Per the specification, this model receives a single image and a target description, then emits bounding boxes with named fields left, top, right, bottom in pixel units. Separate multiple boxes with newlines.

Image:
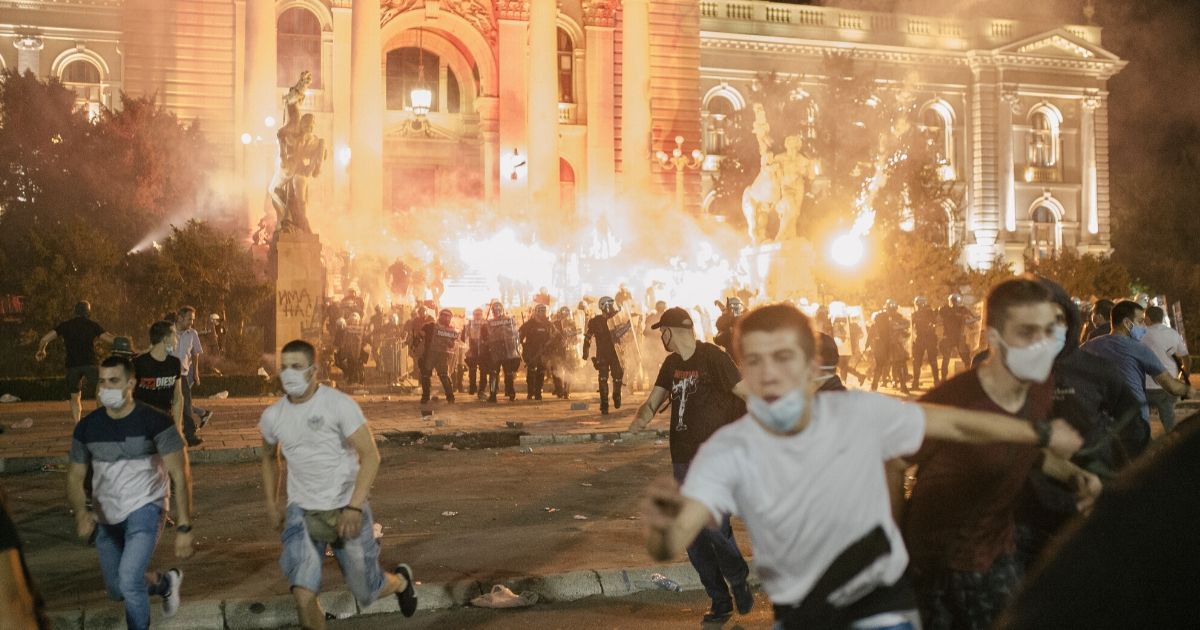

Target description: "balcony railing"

left=558, top=102, right=578, bottom=124
left=698, top=0, right=1101, bottom=46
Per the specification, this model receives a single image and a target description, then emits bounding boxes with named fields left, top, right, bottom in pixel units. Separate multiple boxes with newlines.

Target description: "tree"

left=1025, top=250, right=1133, bottom=301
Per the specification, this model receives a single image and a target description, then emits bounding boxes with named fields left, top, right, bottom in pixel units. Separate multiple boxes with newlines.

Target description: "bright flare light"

left=264, top=116, right=276, bottom=128
left=240, top=133, right=253, bottom=145
left=830, top=233, right=865, bottom=268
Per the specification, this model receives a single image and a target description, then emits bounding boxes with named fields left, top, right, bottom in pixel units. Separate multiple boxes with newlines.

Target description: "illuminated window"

left=60, top=60, right=102, bottom=119
left=278, top=8, right=322, bottom=88
left=1028, top=106, right=1061, bottom=168
left=386, top=48, right=460, bottom=114
left=704, top=95, right=736, bottom=155
left=558, top=28, right=574, bottom=103
left=1030, top=205, right=1060, bottom=261
left=919, top=101, right=955, bottom=170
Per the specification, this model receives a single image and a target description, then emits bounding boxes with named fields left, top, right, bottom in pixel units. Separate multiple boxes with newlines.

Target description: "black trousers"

left=467, top=354, right=489, bottom=395
left=912, top=337, right=939, bottom=386
left=420, top=357, right=454, bottom=402
left=940, top=337, right=971, bottom=381
left=524, top=356, right=546, bottom=398
left=595, top=359, right=624, bottom=411
left=489, top=357, right=520, bottom=399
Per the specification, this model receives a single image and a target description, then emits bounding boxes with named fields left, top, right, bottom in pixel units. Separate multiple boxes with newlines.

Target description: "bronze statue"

left=741, top=103, right=819, bottom=244
left=270, top=71, right=325, bottom=237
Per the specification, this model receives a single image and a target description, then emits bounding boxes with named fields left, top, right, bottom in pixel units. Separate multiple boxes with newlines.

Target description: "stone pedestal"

left=741, top=239, right=817, bottom=301
left=271, top=233, right=325, bottom=362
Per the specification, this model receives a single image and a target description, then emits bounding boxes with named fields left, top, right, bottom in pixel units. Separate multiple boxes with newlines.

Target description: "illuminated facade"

left=2, top=0, right=1124, bottom=270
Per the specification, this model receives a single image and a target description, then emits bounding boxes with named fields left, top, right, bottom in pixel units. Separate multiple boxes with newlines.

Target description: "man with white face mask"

left=901, top=279, right=1102, bottom=630
left=259, top=340, right=417, bottom=629
left=68, top=356, right=193, bottom=630
left=642, top=301, right=1086, bottom=630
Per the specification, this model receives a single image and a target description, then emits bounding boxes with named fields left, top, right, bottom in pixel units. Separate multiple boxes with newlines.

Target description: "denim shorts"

left=280, top=502, right=387, bottom=606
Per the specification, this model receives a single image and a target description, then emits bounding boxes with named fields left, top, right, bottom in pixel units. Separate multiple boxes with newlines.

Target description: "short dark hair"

left=179, top=306, right=197, bottom=316
left=74, top=301, right=91, bottom=318
left=985, top=279, right=1054, bottom=331
left=149, top=320, right=174, bottom=345
left=1093, top=299, right=1115, bottom=321
left=1146, top=306, right=1166, bottom=324
left=734, top=303, right=816, bottom=363
left=1110, top=300, right=1144, bottom=328
left=100, top=355, right=134, bottom=378
left=281, top=339, right=316, bottom=365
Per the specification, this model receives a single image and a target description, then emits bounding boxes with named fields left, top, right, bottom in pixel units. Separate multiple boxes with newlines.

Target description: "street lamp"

left=655, top=135, right=704, bottom=213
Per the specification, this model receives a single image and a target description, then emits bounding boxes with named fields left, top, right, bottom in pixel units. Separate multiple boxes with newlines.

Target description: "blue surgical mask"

left=1130, top=322, right=1149, bottom=341
left=1052, top=324, right=1067, bottom=346
left=748, top=389, right=808, bottom=434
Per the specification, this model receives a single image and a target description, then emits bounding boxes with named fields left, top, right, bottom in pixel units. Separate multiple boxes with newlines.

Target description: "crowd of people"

left=5, top=273, right=1196, bottom=629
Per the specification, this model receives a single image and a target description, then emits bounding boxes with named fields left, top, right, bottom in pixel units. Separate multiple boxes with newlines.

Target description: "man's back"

left=1081, top=334, right=1163, bottom=419
left=55, top=316, right=105, bottom=368
left=1141, top=323, right=1187, bottom=389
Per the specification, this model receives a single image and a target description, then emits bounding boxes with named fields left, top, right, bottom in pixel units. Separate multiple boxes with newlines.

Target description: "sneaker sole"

left=164, top=569, right=183, bottom=618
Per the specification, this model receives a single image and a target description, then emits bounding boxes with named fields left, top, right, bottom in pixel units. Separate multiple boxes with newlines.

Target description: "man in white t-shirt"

left=1140, top=305, right=1191, bottom=433
left=642, top=304, right=1086, bottom=629
left=260, top=340, right=417, bottom=630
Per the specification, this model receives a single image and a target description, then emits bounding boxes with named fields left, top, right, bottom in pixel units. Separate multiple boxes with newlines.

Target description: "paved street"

left=305, top=590, right=776, bottom=629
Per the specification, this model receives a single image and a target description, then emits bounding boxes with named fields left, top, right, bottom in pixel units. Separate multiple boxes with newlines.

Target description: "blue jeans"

left=673, top=463, right=750, bottom=607
left=95, top=503, right=170, bottom=630
left=280, top=502, right=388, bottom=607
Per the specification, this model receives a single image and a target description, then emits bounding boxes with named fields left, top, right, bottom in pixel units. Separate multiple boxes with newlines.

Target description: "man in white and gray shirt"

left=1140, top=305, right=1191, bottom=432
left=172, top=306, right=211, bottom=446
left=260, top=339, right=417, bottom=629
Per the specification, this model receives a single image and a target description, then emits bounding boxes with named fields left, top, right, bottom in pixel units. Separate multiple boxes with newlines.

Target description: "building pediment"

left=995, top=29, right=1120, bottom=63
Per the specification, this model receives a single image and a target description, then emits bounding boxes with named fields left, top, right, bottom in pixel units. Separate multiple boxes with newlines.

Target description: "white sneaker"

left=162, top=569, right=183, bottom=617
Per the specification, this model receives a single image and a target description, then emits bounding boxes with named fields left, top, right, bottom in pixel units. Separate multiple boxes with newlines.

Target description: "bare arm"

left=161, top=450, right=192, bottom=526
left=1041, top=453, right=1102, bottom=515
left=630, top=386, right=669, bottom=432
left=1152, top=371, right=1190, bottom=397
left=171, top=380, right=184, bottom=429
left=260, top=440, right=284, bottom=529
left=34, top=331, right=56, bottom=360
left=918, top=403, right=1082, bottom=459
left=336, top=425, right=383, bottom=540
left=99, top=332, right=116, bottom=345
left=0, top=550, right=38, bottom=628
left=66, top=463, right=93, bottom=539
left=642, top=477, right=717, bottom=562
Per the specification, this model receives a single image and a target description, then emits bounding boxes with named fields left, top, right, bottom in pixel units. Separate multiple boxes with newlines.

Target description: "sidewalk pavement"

left=0, top=388, right=647, bottom=472
left=49, top=560, right=737, bottom=629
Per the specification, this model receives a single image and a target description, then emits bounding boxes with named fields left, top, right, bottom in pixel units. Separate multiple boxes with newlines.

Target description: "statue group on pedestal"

left=741, top=103, right=819, bottom=245
left=270, top=71, right=326, bottom=239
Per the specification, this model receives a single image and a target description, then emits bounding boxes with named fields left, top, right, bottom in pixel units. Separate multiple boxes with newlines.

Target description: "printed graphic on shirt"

left=670, top=370, right=699, bottom=431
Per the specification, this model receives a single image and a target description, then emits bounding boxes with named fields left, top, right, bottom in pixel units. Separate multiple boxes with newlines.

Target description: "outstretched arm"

left=643, top=477, right=716, bottom=562
left=918, top=403, right=1082, bottom=459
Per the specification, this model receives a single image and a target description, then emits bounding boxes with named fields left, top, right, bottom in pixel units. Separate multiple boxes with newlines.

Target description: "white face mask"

left=747, top=388, right=809, bottom=434
left=994, top=330, right=1064, bottom=383
left=98, top=386, right=127, bottom=411
left=280, top=367, right=313, bottom=397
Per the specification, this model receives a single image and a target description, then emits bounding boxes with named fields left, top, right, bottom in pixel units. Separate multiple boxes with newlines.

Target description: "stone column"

left=350, top=0, right=384, bottom=221
left=1081, top=92, right=1101, bottom=237
left=477, top=95, right=501, bottom=203
left=999, top=89, right=1019, bottom=234
left=1094, top=95, right=1112, bottom=246
left=331, top=2, right=353, bottom=214
left=528, top=0, right=561, bottom=219
left=497, top=2, right=530, bottom=214
left=584, top=1, right=616, bottom=216
left=621, top=0, right=652, bottom=196
left=243, top=0, right=276, bottom=232
left=13, top=34, right=43, bottom=75
left=967, top=60, right=1001, bottom=269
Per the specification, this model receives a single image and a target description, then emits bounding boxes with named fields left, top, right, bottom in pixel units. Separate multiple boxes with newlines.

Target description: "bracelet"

left=343, top=505, right=363, bottom=514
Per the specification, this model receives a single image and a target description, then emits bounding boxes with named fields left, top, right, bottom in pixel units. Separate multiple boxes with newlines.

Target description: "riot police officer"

left=939, top=293, right=978, bottom=381
left=583, top=296, right=626, bottom=415
left=481, top=301, right=521, bottom=403
left=462, top=308, right=489, bottom=397
left=519, top=304, right=554, bottom=400
left=420, top=308, right=458, bottom=404
left=910, top=296, right=940, bottom=390
left=548, top=306, right=580, bottom=399
left=712, top=297, right=744, bottom=357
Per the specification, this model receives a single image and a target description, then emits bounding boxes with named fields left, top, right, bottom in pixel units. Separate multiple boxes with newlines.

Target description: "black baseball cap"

left=651, top=307, right=693, bottom=330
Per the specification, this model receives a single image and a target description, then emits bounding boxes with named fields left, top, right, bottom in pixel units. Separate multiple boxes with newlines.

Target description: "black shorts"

left=65, top=365, right=99, bottom=395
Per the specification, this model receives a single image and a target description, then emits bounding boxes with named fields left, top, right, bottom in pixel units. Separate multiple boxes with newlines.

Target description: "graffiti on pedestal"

left=278, top=288, right=314, bottom=320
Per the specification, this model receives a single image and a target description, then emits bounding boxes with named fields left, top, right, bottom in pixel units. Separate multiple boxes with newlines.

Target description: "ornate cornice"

left=496, top=0, right=529, bottom=21
left=381, top=0, right=498, bottom=49
left=381, top=0, right=420, bottom=21
left=13, top=34, right=44, bottom=51
left=1081, top=90, right=1103, bottom=111
left=582, top=0, right=617, bottom=28
left=701, top=36, right=968, bottom=68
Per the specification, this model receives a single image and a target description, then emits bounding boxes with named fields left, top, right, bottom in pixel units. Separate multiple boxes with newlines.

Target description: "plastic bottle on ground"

left=650, top=573, right=682, bottom=592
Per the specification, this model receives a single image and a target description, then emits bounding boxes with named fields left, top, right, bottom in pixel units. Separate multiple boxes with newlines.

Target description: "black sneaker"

left=198, top=410, right=213, bottom=429
left=613, top=391, right=622, bottom=409
left=186, top=435, right=203, bottom=448
left=732, top=581, right=754, bottom=615
left=702, top=601, right=734, bottom=623
left=395, top=564, right=418, bottom=617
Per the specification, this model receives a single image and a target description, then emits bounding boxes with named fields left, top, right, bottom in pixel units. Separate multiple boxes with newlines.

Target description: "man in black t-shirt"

left=133, top=321, right=184, bottom=430
left=35, top=301, right=115, bottom=423
left=0, top=486, right=49, bottom=628
left=630, top=307, right=751, bottom=624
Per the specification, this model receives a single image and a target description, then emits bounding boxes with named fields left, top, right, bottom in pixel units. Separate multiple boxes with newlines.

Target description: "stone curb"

left=0, top=430, right=667, bottom=474
left=47, top=561, right=726, bottom=629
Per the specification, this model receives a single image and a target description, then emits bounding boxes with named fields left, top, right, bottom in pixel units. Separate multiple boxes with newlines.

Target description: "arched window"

left=557, top=28, right=574, bottom=104
left=560, top=158, right=576, bottom=215
left=919, top=100, right=955, bottom=172
left=1030, top=205, right=1060, bottom=261
left=278, top=7, right=322, bottom=88
left=60, top=59, right=102, bottom=119
left=386, top=48, right=460, bottom=114
left=704, top=95, right=736, bottom=155
left=1028, top=106, right=1061, bottom=169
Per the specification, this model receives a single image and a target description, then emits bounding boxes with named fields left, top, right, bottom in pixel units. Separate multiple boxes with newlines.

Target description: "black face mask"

left=661, top=329, right=673, bottom=352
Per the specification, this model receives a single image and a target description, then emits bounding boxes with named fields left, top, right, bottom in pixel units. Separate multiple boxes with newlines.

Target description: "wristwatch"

left=1033, top=421, right=1052, bottom=449
left=177, top=524, right=193, bottom=534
